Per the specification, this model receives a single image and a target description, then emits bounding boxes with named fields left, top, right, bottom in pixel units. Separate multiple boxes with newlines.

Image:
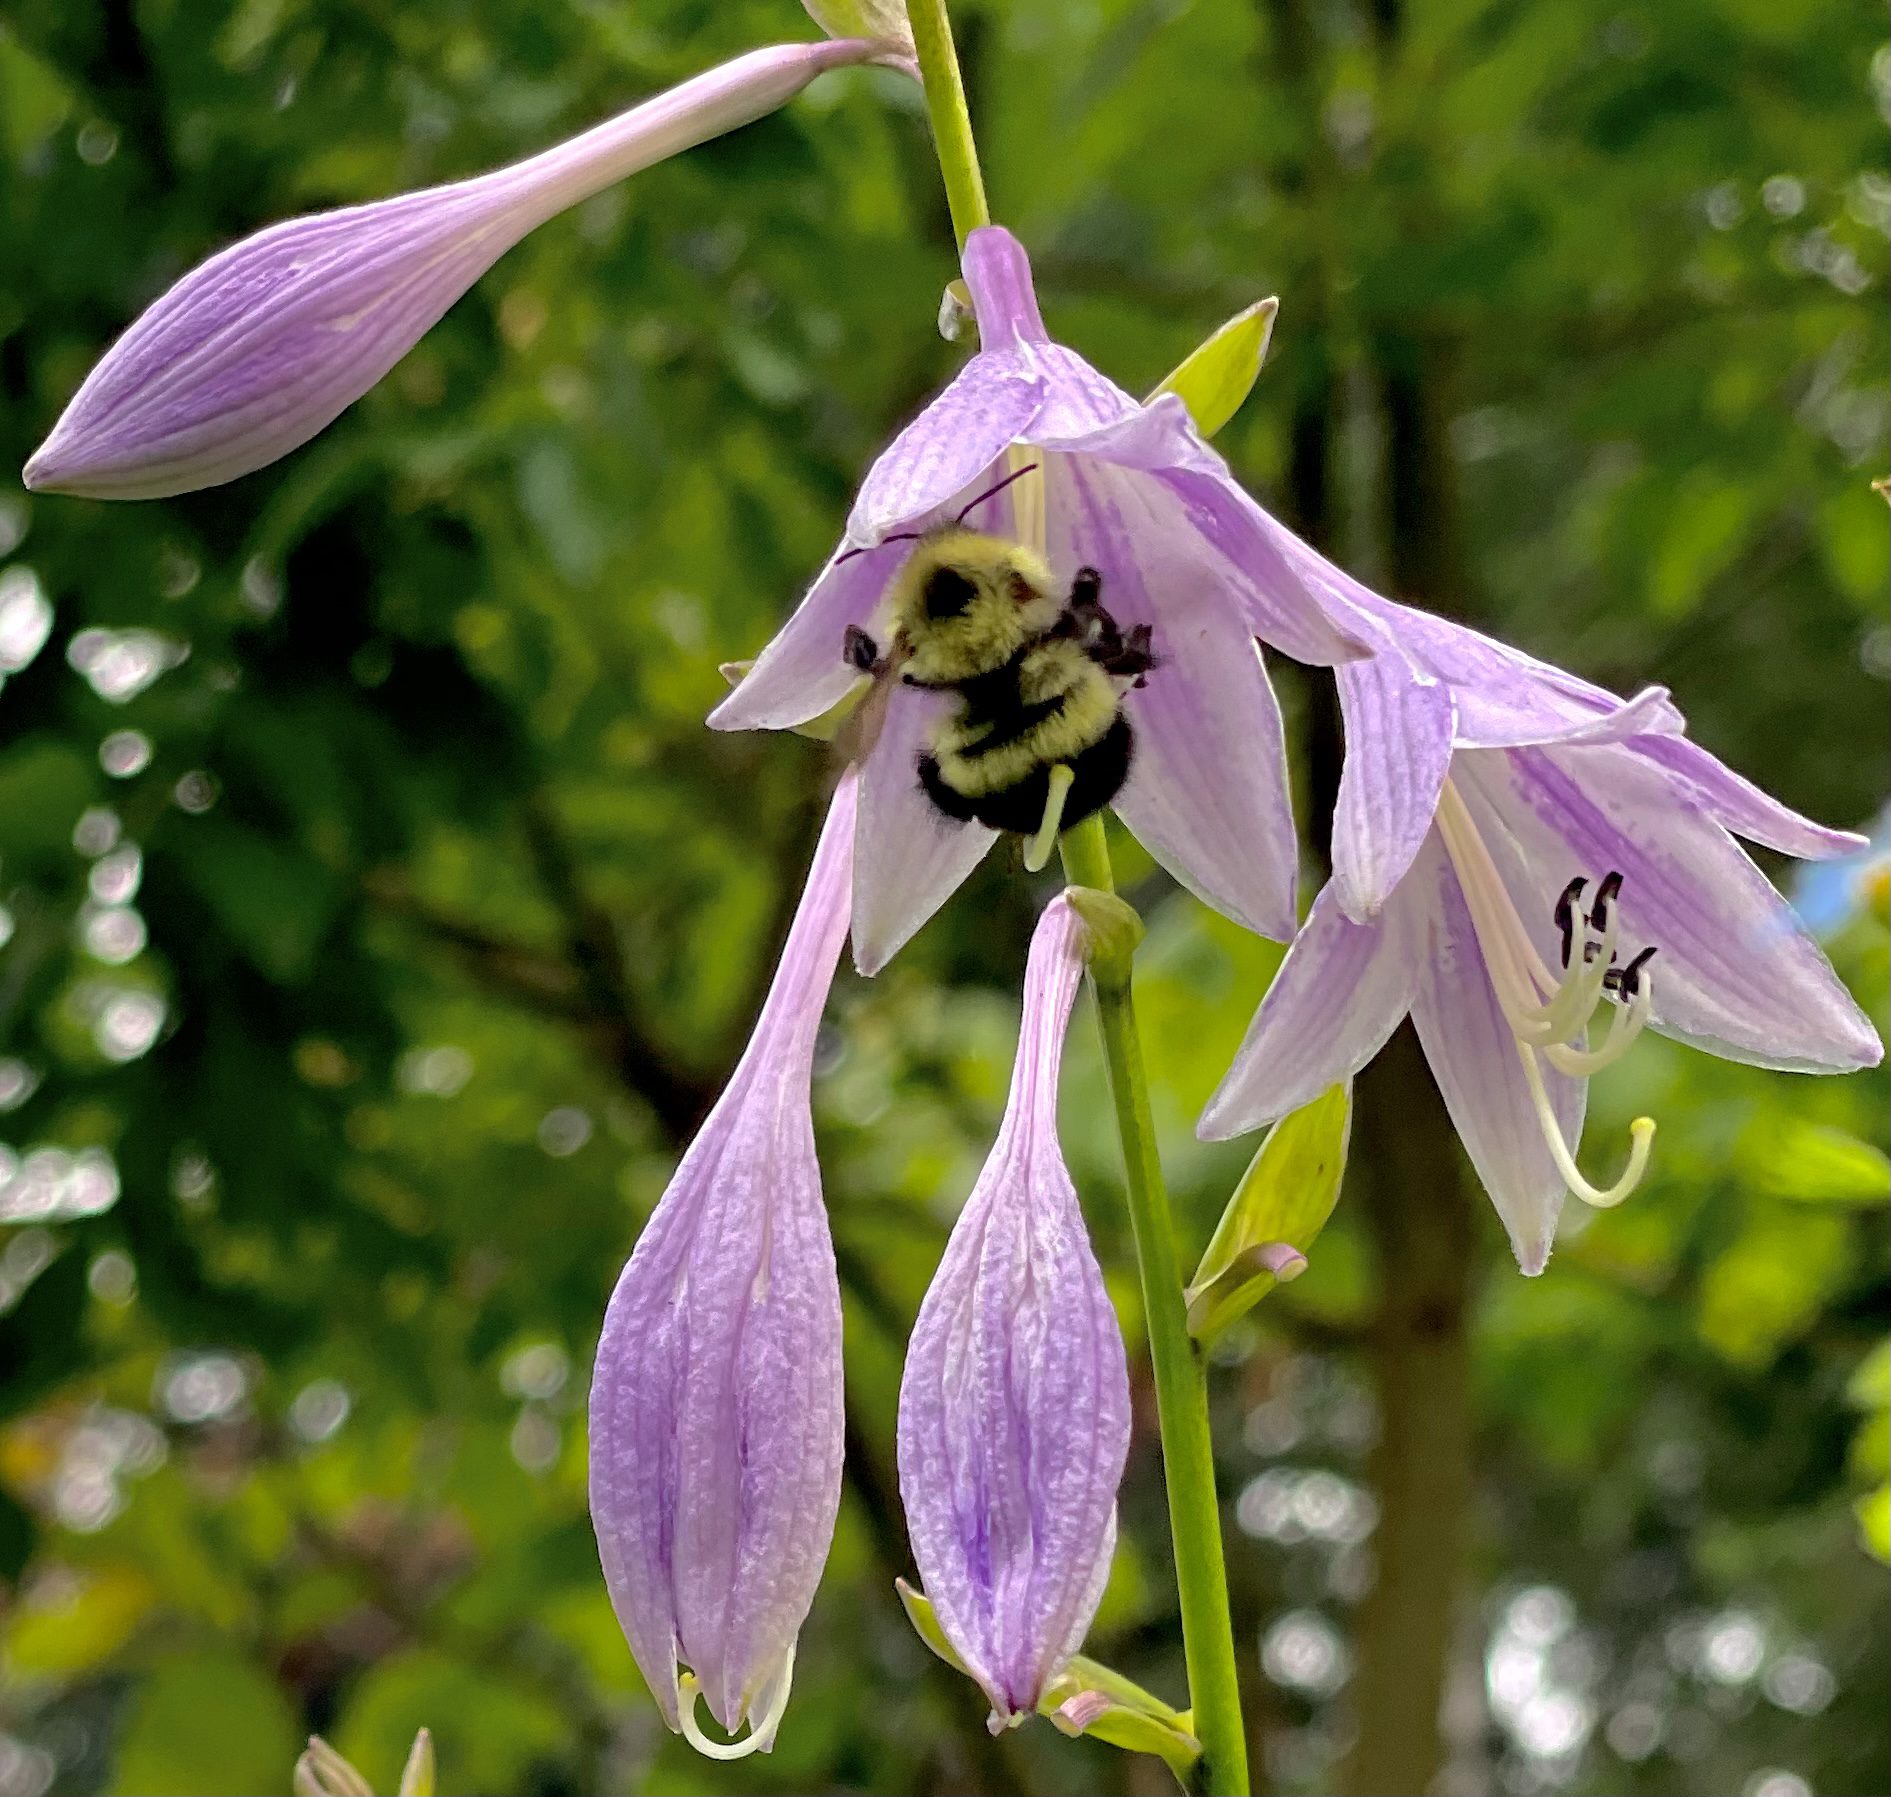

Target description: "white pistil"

left=1517, top=1045, right=1657, bottom=1209
left=1435, top=777, right=1657, bottom=1209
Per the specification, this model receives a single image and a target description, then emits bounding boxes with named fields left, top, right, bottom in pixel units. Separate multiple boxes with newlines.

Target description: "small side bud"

left=396, top=1729, right=435, bottom=1797
left=898, top=1582, right=1201, bottom=1777
left=1186, top=1084, right=1350, bottom=1346
left=1065, top=885, right=1144, bottom=984
left=292, top=1738, right=373, bottom=1797
left=802, top=0, right=918, bottom=70
left=938, top=278, right=975, bottom=341
left=1147, top=296, right=1279, bottom=440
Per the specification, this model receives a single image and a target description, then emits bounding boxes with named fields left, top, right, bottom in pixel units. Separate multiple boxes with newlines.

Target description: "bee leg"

left=1095, top=623, right=1158, bottom=685
left=843, top=625, right=882, bottom=675
left=1069, top=566, right=1104, bottom=609
left=917, top=755, right=981, bottom=823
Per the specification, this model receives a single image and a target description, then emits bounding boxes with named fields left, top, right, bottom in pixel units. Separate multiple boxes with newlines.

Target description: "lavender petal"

left=1628, top=732, right=1868, bottom=861
left=709, top=538, right=904, bottom=732
left=1051, top=454, right=1301, bottom=939
left=1405, top=834, right=1580, bottom=1276
left=1467, top=744, right=1883, bottom=1074
left=1199, top=879, right=1421, bottom=1139
left=851, top=685, right=997, bottom=975
left=1332, top=652, right=1458, bottom=919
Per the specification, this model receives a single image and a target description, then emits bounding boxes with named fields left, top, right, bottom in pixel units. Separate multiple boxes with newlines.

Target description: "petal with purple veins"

left=846, top=358, right=1044, bottom=544
left=1627, top=733, right=1868, bottom=861
left=1405, top=836, right=1580, bottom=1275
left=709, top=539, right=903, bottom=731
left=898, top=897, right=1130, bottom=1725
left=1465, top=743, right=1883, bottom=1073
left=851, top=685, right=996, bottom=975
left=1051, top=456, right=1302, bottom=940
left=1199, top=879, right=1421, bottom=1139
left=1332, top=654, right=1457, bottom=919
left=1035, top=396, right=1364, bottom=665
left=961, top=225, right=1052, bottom=344
left=1264, top=533, right=1687, bottom=746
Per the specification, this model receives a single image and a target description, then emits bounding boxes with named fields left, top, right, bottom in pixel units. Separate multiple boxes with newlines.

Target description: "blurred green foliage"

left=0, top=0, right=1886, bottom=1794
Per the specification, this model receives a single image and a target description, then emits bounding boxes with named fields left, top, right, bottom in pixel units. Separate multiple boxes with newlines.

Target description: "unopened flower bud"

left=589, top=774, right=857, bottom=1757
left=898, top=894, right=1130, bottom=1728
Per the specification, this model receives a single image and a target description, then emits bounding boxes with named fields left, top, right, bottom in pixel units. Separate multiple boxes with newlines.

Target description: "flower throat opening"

left=1434, top=779, right=1658, bottom=1210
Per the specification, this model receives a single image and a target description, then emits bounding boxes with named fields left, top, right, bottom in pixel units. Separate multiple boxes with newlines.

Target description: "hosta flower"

left=589, top=772, right=857, bottom=1757
left=711, top=224, right=1364, bottom=973
left=898, top=893, right=1131, bottom=1727
left=1201, top=543, right=1883, bottom=1273
left=24, top=40, right=888, bottom=501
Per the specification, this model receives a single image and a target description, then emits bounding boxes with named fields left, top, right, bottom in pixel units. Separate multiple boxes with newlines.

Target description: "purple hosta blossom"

left=1201, top=538, right=1883, bottom=1273
left=710, top=224, right=1363, bottom=973
left=898, top=894, right=1131, bottom=1728
left=589, top=772, right=857, bottom=1757
left=25, top=40, right=888, bottom=501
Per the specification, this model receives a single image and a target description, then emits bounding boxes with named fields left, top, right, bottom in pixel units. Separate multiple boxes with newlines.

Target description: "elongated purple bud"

left=24, top=41, right=882, bottom=501
left=589, top=773, right=856, bottom=1757
left=897, top=895, right=1132, bottom=1729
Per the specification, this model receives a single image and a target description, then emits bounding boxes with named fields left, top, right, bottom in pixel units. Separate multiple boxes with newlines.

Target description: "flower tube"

left=1201, top=548, right=1883, bottom=1273
left=588, top=773, right=857, bottom=1757
left=712, top=224, right=1368, bottom=972
left=25, top=40, right=886, bottom=501
left=898, top=894, right=1131, bottom=1727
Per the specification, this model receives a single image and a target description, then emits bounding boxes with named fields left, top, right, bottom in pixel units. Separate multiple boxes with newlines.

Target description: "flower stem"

left=905, top=0, right=992, bottom=247
left=903, top=8, right=1244, bottom=1786
left=1060, top=814, right=1250, bottom=1797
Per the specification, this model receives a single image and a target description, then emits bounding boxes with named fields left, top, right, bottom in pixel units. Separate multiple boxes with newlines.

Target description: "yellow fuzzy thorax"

left=889, top=527, right=1061, bottom=683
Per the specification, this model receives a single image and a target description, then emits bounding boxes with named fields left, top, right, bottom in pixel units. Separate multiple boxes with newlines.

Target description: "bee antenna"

left=832, top=462, right=1041, bottom=564
left=955, top=462, right=1041, bottom=522
left=835, top=530, right=923, bottom=566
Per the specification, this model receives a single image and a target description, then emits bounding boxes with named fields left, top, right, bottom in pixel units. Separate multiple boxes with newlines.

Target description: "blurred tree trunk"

left=1345, top=1029, right=1475, bottom=1797
left=1338, top=332, right=1477, bottom=1797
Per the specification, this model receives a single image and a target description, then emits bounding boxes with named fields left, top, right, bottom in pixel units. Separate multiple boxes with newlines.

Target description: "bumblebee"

left=841, top=474, right=1156, bottom=855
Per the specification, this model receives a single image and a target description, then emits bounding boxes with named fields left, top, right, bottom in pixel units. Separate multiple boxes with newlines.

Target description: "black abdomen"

left=919, top=714, right=1135, bottom=835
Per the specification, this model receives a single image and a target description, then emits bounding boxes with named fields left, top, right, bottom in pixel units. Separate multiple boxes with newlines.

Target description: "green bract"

left=1185, top=1084, right=1350, bottom=1346
left=1148, top=298, right=1279, bottom=441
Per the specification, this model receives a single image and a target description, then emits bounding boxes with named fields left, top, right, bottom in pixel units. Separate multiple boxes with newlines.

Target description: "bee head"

left=890, top=529, right=1060, bottom=682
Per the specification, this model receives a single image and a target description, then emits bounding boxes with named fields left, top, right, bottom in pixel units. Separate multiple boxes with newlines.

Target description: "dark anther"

left=1603, top=944, right=1659, bottom=1000
left=1554, top=877, right=1588, bottom=969
left=1591, top=870, right=1625, bottom=930
left=843, top=625, right=880, bottom=673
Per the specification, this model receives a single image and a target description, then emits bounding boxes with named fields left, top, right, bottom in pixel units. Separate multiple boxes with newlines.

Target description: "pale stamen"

left=1434, top=777, right=1659, bottom=1209
left=1435, top=783, right=1607, bottom=1043
left=1543, top=977, right=1652, bottom=1077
